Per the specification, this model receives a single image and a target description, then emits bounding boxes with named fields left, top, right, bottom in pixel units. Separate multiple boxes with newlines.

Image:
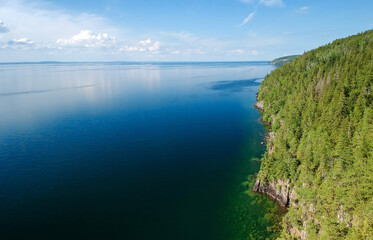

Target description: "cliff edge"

left=253, top=30, right=373, bottom=239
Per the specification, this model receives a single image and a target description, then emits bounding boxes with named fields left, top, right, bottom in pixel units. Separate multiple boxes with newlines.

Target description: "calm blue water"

left=0, top=62, right=278, bottom=239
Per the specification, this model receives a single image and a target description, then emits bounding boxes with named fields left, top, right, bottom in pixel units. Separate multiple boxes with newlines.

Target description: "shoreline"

left=252, top=99, right=290, bottom=207
left=249, top=97, right=289, bottom=237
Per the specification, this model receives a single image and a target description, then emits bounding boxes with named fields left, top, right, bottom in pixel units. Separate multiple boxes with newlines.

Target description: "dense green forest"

left=256, top=30, right=373, bottom=239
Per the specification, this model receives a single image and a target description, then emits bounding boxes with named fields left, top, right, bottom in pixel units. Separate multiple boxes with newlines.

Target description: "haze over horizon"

left=0, top=0, right=372, bottom=62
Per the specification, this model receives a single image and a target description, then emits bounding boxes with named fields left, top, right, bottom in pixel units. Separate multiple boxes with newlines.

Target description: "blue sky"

left=0, top=0, right=372, bottom=62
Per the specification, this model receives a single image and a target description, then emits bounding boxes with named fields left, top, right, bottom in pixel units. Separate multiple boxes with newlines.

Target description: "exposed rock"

left=254, top=100, right=272, bottom=125
left=337, top=204, right=352, bottom=226
left=265, top=132, right=276, bottom=141
left=269, top=145, right=275, bottom=155
left=265, top=132, right=276, bottom=155
left=259, top=117, right=272, bottom=126
left=289, top=187, right=298, bottom=207
left=309, top=203, right=315, bottom=214
left=253, top=179, right=291, bottom=207
left=253, top=180, right=260, bottom=191
left=254, top=100, right=264, bottom=112
left=337, top=205, right=345, bottom=223
left=290, top=226, right=307, bottom=240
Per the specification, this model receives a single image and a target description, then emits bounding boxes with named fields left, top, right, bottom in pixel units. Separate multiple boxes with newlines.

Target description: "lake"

left=0, top=62, right=283, bottom=239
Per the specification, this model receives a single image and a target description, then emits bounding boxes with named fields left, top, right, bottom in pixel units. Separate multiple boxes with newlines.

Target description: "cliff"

left=253, top=101, right=290, bottom=206
left=254, top=100, right=264, bottom=112
left=253, top=179, right=290, bottom=207
left=253, top=30, right=373, bottom=239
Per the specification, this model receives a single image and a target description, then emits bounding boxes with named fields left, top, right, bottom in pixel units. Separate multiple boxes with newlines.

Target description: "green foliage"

left=257, top=30, right=373, bottom=239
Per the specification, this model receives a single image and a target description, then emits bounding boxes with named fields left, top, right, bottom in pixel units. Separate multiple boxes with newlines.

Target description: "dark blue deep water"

left=0, top=62, right=282, bottom=240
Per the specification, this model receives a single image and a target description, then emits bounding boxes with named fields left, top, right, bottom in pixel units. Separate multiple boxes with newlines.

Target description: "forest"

left=256, top=29, right=373, bottom=239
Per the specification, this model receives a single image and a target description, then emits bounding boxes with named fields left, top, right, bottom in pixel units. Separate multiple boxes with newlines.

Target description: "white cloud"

left=148, top=41, right=160, bottom=52
left=8, top=38, right=33, bottom=45
left=56, top=30, right=116, bottom=48
left=296, top=6, right=309, bottom=13
left=120, top=38, right=160, bottom=53
left=1, top=38, right=34, bottom=49
left=0, top=0, right=279, bottom=61
left=0, top=1, right=120, bottom=47
left=241, top=12, right=255, bottom=26
left=228, top=49, right=245, bottom=54
left=0, top=20, right=9, bottom=33
left=139, top=38, right=151, bottom=46
left=282, top=31, right=292, bottom=35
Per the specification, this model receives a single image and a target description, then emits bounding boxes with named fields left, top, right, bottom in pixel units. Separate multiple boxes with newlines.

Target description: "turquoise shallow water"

left=0, top=62, right=281, bottom=239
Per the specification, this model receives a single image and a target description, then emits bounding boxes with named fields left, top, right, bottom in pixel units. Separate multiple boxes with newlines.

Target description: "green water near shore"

left=218, top=129, right=287, bottom=240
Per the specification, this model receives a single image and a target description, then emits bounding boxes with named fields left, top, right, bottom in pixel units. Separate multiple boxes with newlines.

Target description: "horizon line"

left=0, top=60, right=272, bottom=65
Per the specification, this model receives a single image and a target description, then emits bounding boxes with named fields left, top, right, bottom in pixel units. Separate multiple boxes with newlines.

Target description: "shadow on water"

left=0, top=85, right=95, bottom=97
left=206, top=78, right=263, bottom=92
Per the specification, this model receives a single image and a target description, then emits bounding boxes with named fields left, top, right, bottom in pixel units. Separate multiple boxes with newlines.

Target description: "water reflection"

left=0, top=85, right=96, bottom=96
left=0, top=62, right=276, bottom=240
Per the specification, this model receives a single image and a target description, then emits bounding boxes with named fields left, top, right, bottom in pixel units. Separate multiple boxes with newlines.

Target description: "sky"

left=0, top=0, right=372, bottom=62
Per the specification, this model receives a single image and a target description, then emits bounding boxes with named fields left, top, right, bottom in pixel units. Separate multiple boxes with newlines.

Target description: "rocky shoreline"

left=254, top=100, right=265, bottom=112
left=253, top=179, right=291, bottom=207
left=252, top=99, right=294, bottom=208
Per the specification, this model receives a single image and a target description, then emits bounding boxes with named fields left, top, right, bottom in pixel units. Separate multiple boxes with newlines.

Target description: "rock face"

left=254, top=100, right=264, bottom=112
left=253, top=98, right=292, bottom=208
left=254, top=100, right=272, bottom=125
left=265, top=132, right=276, bottom=141
left=253, top=179, right=290, bottom=207
left=266, top=132, right=276, bottom=155
left=259, top=118, right=272, bottom=126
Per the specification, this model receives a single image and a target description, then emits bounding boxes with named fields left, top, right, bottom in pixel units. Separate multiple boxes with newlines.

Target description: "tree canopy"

left=257, top=29, right=373, bottom=239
